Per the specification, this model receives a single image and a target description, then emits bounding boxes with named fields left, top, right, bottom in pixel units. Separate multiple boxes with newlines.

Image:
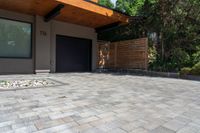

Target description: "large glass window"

left=0, top=18, right=32, bottom=58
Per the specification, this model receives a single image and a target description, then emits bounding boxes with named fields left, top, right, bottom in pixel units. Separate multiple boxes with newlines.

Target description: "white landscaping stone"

left=0, top=79, right=55, bottom=90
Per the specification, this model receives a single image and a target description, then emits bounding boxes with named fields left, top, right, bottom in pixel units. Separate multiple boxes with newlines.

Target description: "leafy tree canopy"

left=115, top=0, right=156, bottom=16
left=98, top=0, right=114, bottom=9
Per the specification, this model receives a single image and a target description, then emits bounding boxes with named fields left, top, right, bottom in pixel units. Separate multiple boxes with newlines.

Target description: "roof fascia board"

left=55, top=0, right=129, bottom=23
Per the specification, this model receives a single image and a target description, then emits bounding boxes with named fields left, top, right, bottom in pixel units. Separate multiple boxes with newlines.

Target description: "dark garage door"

left=56, top=35, right=92, bottom=72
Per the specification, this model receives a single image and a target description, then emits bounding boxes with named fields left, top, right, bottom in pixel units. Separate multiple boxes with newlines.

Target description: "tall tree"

left=115, top=0, right=155, bottom=16
left=99, top=0, right=200, bottom=71
left=141, top=0, right=200, bottom=70
left=98, top=0, right=114, bottom=9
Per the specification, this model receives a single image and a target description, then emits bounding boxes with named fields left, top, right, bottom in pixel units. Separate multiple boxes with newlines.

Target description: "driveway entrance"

left=0, top=73, right=199, bottom=133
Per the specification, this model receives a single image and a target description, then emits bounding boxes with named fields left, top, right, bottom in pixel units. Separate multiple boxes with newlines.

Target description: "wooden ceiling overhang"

left=0, top=0, right=130, bottom=28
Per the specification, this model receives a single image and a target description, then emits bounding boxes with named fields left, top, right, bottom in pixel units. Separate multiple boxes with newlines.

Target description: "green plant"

left=192, top=51, right=200, bottom=64
left=0, top=80, right=8, bottom=85
left=170, top=48, right=190, bottom=69
left=148, top=45, right=157, bottom=64
left=180, top=67, right=192, bottom=76
left=99, top=0, right=114, bottom=8
left=190, top=62, right=200, bottom=75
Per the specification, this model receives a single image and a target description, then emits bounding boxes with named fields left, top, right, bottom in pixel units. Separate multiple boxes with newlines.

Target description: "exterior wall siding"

left=0, top=9, right=34, bottom=74
left=0, top=9, right=97, bottom=74
left=35, top=16, right=51, bottom=73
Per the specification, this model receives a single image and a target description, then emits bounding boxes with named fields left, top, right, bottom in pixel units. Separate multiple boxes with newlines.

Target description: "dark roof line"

left=84, top=0, right=130, bottom=17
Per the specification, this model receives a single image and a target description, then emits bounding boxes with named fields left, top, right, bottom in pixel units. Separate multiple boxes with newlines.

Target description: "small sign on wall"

left=40, top=31, right=47, bottom=36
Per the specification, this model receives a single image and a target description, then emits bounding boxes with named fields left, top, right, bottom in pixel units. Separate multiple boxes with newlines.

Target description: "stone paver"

left=0, top=73, right=199, bottom=133
left=163, top=119, right=187, bottom=131
left=150, top=126, right=175, bottom=133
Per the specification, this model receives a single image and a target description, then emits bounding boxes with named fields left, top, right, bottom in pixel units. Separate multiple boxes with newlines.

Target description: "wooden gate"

left=97, top=38, right=148, bottom=70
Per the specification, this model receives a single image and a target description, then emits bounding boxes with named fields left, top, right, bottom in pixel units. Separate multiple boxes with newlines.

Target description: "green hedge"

left=180, top=67, right=192, bottom=76
left=190, top=62, right=200, bottom=75
left=180, top=62, right=200, bottom=76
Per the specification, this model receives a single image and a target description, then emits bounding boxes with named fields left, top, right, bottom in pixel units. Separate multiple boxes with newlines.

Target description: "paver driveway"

left=0, top=73, right=200, bottom=133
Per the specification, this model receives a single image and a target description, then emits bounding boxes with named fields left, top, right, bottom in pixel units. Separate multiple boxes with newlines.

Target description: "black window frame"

left=0, top=17, right=33, bottom=59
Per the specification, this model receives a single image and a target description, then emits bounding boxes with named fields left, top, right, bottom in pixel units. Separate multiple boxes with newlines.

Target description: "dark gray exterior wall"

left=0, top=9, right=97, bottom=74
left=0, top=9, right=34, bottom=74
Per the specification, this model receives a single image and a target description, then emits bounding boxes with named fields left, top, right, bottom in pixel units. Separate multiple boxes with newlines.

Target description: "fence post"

left=145, top=38, right=148, bottom=70
left=114, top=43, right=118, bottom=68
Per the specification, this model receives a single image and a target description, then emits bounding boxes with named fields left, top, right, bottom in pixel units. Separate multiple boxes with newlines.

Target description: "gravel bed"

left=0, top=79, right=55, bottom=90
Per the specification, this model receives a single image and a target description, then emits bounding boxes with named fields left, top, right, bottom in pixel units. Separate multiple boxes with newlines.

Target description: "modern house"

left=0, top=0, right=129, bottom=74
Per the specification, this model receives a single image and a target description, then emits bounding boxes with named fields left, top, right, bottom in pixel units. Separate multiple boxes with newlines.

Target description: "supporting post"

left=114, top=43, right=117, bottom=68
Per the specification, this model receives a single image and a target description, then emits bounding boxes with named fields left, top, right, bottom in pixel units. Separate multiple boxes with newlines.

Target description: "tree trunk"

left=160, top=32, right=164, bottom=60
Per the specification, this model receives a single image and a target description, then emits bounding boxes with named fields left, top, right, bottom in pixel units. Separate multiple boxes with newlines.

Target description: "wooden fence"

left=97, top=38, right=148, bottom=70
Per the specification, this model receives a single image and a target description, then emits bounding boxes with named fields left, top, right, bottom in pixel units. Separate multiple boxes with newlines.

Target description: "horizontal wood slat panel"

left=97, top=38, right=148, bottom=70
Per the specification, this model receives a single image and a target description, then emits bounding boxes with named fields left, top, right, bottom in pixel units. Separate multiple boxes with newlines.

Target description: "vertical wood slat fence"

left=97, top=38, right=148, bottom=70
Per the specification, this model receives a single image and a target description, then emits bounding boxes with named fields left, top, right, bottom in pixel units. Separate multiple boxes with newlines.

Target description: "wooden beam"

left=86, top=0, right=98, bottom=3
left=0, top=0, right=129, bottom=28
left=95, top=22, right=121, bottom=32
left=55, top=0, right=129, bottom=23
left=44, top=4, right=65, bottom=22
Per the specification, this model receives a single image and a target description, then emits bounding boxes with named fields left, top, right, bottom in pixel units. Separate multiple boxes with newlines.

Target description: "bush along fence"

left=97, top=38, right=148, bottom=70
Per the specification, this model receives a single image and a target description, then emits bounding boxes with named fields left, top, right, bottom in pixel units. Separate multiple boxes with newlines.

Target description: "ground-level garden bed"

left=180, top=62, right=200, bottom=77
left=0, top=79, right=57, bottom=90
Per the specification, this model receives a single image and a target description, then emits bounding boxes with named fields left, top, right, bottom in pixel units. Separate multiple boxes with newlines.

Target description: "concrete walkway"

left=0, top=73, right=200, bottom=133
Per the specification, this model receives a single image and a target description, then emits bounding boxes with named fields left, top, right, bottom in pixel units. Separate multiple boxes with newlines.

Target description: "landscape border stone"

left=96, top=68, right=200, bottom=81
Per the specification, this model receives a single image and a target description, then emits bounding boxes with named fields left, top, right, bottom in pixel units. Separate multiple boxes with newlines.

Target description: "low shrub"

left=190, top=62, right=200, bottom=75
left=192, top=51, right=200, bottom=64
left=180, top=67, right=192, bottom=76
left=170, top=48, right=190, bottom=68
left=148, top=46, right=157, bottom=64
